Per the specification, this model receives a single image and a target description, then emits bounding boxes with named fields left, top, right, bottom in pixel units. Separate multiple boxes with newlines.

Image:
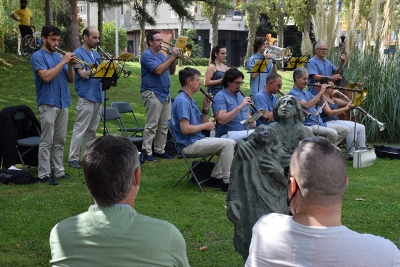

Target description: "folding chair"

left=14, top=111, right=41, bottom=170
left=99, top=107, right=144, bottom=146
left=110, top=102, right=144, bottom=137
left=166, top=119, right=215, bottom=192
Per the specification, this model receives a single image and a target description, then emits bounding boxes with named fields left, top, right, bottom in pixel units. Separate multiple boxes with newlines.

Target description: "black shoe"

left=40, top=176, right=58, bottom=185
left=348, top=156, right=354, bottom=161
left=221, top=182, right=229, bottom=192
left=153, top=152, right=174, bottom=159
left=206, top=177, right=222, bottom=188
left=58, top=173, right=70, bottom=179
left=68, top=160, right=81, bottom=169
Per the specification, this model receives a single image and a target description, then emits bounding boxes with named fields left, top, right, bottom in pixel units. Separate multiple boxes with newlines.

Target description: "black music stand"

left=247, top=57, right=273, bottom=96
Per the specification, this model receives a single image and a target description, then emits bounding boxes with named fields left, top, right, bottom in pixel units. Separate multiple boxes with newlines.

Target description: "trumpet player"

left=68, top=27, right=103, bottom=169
left=30, top=25, right=76, bottom=184
left=140, top=30, right=179, bottom=162
left=320, top=79, right=366, bottom=161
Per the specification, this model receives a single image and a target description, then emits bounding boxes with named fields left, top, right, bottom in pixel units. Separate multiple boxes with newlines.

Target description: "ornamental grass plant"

left=0, top=53, right=399, bottom=266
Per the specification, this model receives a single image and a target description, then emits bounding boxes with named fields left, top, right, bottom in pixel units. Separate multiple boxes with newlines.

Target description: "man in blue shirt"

left=289, top=67, right=349, bottom=145
left=68, top=27, right=103, bottom=169
left=30, top=25, right=76, bottom=184
left=253, top=73, right=282, bottom=126
left=172, top=67, right=235, bottom=192
left=247, top=37, right=277, bottom=97
left=307, top=41, right=345, bottom=96
left=140, top=30, right=179, bottom=162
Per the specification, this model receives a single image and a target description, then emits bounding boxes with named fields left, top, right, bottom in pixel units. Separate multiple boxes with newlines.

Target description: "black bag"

left=189, top=161, right=216, bottom=184
left=0, top=169, right=36, bottom=185
left=165, top=140, right=177, bottom=156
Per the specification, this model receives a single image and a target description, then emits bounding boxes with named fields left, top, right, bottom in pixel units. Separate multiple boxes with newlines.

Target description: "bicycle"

left=20, top=25, right=42, bottom=57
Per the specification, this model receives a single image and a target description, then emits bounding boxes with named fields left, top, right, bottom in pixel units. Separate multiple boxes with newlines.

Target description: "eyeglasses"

left=317, top=48, right=328, bottom=51
left=233, top=81, right=244, bottom=85
left=277, top=84, right=282, bottom=88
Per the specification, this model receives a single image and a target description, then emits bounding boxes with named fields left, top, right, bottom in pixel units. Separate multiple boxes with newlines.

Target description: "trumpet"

left=55, top=47, right=98, bottom=75
left=97, top=46, right=131, bottom=78
left=161, top=40, right=196, bottom=65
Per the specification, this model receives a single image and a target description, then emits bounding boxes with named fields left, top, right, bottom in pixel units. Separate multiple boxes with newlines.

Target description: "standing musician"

left=140, top=30, right=179, bottom=162
left=212, top=68, right=256, bottom=142
left=253, top=73, right=283, bottom=126
left=247, top=37, right=278, bottom=98
left=30, top=25, right=76, bottom=184
left=320, top=78, right=366, bottom=161
left=204, top=45, right=228, bottom=97
left=307, top=41, right=346, bottom=96
left=68, top=27, right=103, bottom=169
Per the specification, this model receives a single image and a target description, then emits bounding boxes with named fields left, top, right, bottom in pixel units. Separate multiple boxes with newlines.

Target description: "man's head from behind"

left=289, top=137, right=348, bottom=207
left=82, top=135, right=140, bottom=207
left=179, top=67, right=201, bottom=87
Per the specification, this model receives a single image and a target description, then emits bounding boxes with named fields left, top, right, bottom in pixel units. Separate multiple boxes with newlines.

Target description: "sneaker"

left=146, top=155, right=157, bottom=162
left=58, top=173, right=70, bottom=179
left=154, top=152, right=174, bottom=159
left=68, top=160, right=81, bottom=169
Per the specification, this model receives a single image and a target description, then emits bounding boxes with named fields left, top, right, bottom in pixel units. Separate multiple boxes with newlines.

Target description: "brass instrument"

left=199, top=88, right=215, bottom=104
left=56, top=47, right=98, bottom=75
left=308, top=83, right=367, bottom=107
left=161, top=40, right=195, bottom=65
left=333, top=90, right=386, bottom=131
left=277, top=90, right=311, bottom=118
left=237, top=89, right=268, bottom=124
left=97, top=46, right=131, bottom=78
left=263, top=46, right=292, bottom=62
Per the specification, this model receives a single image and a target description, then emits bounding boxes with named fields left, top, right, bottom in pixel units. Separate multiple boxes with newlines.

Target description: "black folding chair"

left=111, top=102, right=144, bottom=137
left=166, top=119, right=215, bottom=192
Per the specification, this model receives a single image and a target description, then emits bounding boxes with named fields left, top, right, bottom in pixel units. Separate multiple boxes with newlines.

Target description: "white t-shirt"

left=246, top=213, right=400, bottom=267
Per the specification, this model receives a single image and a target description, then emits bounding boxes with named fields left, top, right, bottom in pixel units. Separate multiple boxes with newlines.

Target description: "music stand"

left=247, top=57, right=273, bottom=96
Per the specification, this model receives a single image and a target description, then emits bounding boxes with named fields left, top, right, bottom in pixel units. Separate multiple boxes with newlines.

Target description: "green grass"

left=0, top=52, right=399, bottom=266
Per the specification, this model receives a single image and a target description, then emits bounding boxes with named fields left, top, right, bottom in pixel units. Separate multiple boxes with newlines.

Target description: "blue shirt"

left=212, top=89, right=248, bottom=137
left=172, top=91, right=205, bottom=149
left=321, top=101, right=339, bottom=122
left=247, top=52, right=274, bottom=96
left=30, top=48, right=72, bottom=109
left=73, top=46, right=103, bottom=103
left=140, top=48, right=171, bottom=103
left=307, top=56, right=337, bottom=96
left=289, top=87, right=326, bottom=127
left=253, top=90, right=277, bottom=126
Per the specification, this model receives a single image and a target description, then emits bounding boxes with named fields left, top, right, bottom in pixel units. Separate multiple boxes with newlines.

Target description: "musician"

left=321, top=78, right=366, bottom=160
left=171, top=67, right=235, bottom=192
left=307, top=41, right=346, bottom=96
left=247, top=37, right=277, bottom=97
left=68, top=27, right=103, bottom=169
left=253, top=73, right=282, bottom=126
left=288, top=67, right=350, bottom=145
left=204, top=45, right=228, bottom=97
left=212, top=68, right=256, bottom=142
left=30, top=25, right=76, bottom=184
left=140, top=30, right=179, bottom=162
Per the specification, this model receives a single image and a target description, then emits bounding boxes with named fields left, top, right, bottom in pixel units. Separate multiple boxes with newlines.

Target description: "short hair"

left=82, top=27, right=92, bottom=38
left=266, top=73, right=282, bottom=84
left=290, top=137, right=347, bottom=205
left=82, top=135, right=140, bottom=207
left=179, top=67, right=201, bottom=86
left=320, top=77, right=333, bottom=84
left=222, top=68, right=244, bottom=88
left=210, top=45, right=226, bottom=65
left=314, top=41, right=326, bottom=50
left=293, top=67, right=308, bottom=81
left=146, top=30, right=160, bottom=46
left=273, top=95, right=304, bottom=123
left=253, top=37, right=266, bottom=54
left=41, top=25, right=61, bottom=38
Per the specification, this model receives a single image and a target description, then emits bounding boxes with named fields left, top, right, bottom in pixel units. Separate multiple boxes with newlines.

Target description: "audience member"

left=10, top=0, right=33, bottom=39
left=246, top=137, right=400, bottom=267
left=171, top=67, right=235, bottom=192
left=50, top=135, right=190, bottom=267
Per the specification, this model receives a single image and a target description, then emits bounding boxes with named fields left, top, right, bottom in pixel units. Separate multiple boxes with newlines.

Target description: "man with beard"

left=68, top=27, right=103, bottom=169
left=30, top=25, right=76, bottom=185
left=10, top=0, right=33, bottom=38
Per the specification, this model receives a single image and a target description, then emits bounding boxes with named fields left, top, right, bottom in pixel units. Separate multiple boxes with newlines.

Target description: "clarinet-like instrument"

left=199, top=88, right=215, bottom=104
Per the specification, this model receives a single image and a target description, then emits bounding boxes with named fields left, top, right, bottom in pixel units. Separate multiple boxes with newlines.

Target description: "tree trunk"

left=70, top=1, right=80, bottom=51
left=178, top=16, right=184, bottom=66
left=210, top=6, right=220, bottom=58
left=245, top=9, right=259, bottom=69
left=98, top=5, right=103, bottom=47
left=45, top=0, right=53, bottom=25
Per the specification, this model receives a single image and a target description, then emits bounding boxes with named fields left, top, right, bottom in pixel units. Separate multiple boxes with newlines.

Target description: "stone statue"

left=226, top=95, right=314, bottom=260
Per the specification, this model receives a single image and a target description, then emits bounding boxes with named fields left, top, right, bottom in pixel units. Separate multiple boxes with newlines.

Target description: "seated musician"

left=253, top=73, right=282, bottom=126
left=171, top=67, right=236, bottom=192
left=321, top=78, right=366, bottom=160
left=288, top=67, right=350, bottom=145
left=212, top=68, right=256, bottom=142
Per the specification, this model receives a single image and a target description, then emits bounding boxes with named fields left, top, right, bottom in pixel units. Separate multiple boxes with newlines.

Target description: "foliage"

left=3, top=30, right=19, bottom=54
left=101, top=21, right=128, bottom=55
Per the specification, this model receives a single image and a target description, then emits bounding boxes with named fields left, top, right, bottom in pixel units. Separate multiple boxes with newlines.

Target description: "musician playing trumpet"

left=212, top=68, right=256, bottom=142
left=320, top=78, right=366, bottom=161
left=30, top=25, right=76, bottom=184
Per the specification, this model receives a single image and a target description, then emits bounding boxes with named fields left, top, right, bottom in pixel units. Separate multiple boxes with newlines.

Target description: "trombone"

left=55, top=47, right=98, bottom=75
left=161, top=40, right=196, bottom=65
left=97, top=46, right=131, bottom=78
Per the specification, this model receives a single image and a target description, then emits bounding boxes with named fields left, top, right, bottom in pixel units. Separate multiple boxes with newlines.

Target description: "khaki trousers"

left=309, top=124, right=350, bottom=146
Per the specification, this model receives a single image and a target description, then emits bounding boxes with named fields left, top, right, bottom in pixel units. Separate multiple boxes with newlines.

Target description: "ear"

left=288, top=177, right=297, bottom=198
left=133, top=167, right=141, bottom=186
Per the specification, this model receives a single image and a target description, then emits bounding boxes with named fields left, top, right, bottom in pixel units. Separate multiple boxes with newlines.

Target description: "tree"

left=102, top=21, right=128, bottom=55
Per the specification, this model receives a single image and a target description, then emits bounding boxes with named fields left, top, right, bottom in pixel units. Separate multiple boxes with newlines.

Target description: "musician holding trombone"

left=140, top=31, right=179, bottom=162
left=30, top=25, right=76, bottom=184
left=68, top=27, right=103, bottom=169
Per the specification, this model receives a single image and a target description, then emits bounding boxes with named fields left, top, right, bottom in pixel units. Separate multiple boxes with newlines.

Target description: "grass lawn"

left=0, top=52, right=399, bottom=267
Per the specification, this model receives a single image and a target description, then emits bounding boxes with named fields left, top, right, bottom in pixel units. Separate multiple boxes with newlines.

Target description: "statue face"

left=255, top=126, right=273, bottom=146
left=277, top=98, right=296, bottom=119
